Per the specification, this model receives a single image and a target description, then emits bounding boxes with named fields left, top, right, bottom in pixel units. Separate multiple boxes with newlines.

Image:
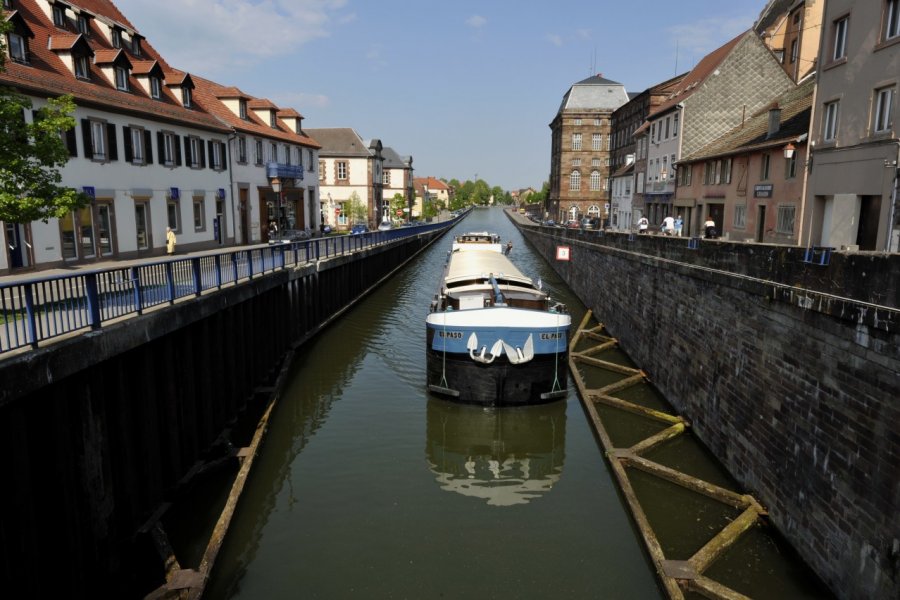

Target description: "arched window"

left=569, top=170, right=581, bottom=191
left=590, top=170, right=601, bottom=191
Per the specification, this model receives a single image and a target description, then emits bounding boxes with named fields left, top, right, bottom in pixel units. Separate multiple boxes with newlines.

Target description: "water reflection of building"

left=425, top=399, right=566, bottom=506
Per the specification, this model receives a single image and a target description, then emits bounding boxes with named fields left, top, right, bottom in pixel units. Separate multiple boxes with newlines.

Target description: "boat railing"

left=0, top=219, right=457, bottom=355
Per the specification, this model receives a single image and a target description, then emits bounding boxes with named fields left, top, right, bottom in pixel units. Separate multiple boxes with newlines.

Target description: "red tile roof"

left=191, top=75, right=321, bottom=148
left=248, top=98, right=278, bottom=110
left=2, top=0, right=228, bottom=133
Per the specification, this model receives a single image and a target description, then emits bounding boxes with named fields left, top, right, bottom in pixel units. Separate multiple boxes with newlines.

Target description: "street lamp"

left=783, top=143, right=796, bottom=159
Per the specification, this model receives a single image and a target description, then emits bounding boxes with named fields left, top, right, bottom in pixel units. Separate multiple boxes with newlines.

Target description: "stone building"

left=548, top=75, right=629, bottom=224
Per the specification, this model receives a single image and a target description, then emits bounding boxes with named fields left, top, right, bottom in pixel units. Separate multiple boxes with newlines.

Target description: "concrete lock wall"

left=0, top=230, right=445, bottom=597
left=518, top=225, right=899, bottom=600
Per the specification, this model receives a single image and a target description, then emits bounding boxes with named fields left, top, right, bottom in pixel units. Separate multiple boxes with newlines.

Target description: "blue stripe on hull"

left=427, top=324, right=567, bottom=355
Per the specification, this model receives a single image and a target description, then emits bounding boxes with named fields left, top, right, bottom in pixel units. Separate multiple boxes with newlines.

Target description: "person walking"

left=704, top=217, right=717, bottom=239
left=637, top=216, right=649, bottom=234
left=661, top=215, right=675, bottom=235
left=166, top=227, right=177, bottom=255
left=674, top=214, right=684, bottom=237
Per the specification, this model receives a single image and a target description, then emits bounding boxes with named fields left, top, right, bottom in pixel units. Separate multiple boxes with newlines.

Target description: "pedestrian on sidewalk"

left=166, top=227, right=177, bottom=255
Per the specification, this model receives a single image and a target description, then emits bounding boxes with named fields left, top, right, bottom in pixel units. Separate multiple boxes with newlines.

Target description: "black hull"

left=426, top=350, right=568, bottom=406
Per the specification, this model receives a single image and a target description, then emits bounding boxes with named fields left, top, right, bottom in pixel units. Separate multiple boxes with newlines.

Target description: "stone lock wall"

left=519, top=224, right=899, bottom=600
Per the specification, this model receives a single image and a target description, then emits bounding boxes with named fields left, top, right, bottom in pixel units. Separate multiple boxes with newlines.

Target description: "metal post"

left=131, top=266, right=143, bottom=314
left=85, top=273, right=102, bottom=328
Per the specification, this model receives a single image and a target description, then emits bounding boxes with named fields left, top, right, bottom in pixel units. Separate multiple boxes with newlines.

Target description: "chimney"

left=767, top=104, right=782, bottom=138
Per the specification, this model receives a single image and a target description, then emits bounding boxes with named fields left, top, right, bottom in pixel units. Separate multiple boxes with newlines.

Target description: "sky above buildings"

left=113, top=0, right=769, bottom=191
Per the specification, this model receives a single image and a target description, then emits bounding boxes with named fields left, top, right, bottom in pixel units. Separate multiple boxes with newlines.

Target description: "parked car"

left=351, top=223, right=368, bottom=235
left=566, top=220, right=580, bottom=229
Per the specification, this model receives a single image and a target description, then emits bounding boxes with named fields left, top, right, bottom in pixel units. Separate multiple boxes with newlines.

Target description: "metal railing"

left=1, top=219, right=456, bottom=354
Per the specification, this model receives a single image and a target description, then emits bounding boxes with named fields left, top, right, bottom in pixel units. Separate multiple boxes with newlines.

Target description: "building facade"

left=804, top=0, right=900, bottom=251
left=380, top=146, right=414, bottom=223
left=756, top=0, right=824, bottom=83
left=638, top=31, right=795, bottom=232
left=548, top=75, right=629, bottom=225
left=675, top=79, right=814, bottom=243
left=192, top=77, right=321, bottom=244
left=0, top=0, right=323, bottom=273
left=307, top=128, right=384, bottom=231
left=611, top=74, right=687, bottom=226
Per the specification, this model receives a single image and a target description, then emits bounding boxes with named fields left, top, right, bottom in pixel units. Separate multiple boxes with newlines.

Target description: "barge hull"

left=426, top=350, right=568, bottom=406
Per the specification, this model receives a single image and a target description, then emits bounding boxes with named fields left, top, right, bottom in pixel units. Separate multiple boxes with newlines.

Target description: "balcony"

left=266, top=162, right=305, bottom=182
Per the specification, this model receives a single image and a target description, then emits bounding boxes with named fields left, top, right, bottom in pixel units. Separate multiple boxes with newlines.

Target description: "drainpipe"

left=225, top=131, right=237, bottom=245
left=884, top=141, right=900, bottom=253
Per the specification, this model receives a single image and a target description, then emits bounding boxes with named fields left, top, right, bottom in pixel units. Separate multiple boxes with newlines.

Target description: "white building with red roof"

left=1, top=0, right=322, bottom=271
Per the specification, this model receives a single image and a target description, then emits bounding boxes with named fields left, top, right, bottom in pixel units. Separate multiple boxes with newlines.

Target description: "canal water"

left=204, top=208, right=660, bottom=599
left=203, top=208, right=827, bottom=599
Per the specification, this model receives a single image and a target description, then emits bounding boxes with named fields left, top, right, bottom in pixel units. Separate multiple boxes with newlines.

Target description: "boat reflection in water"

left=425, top=398, right=566, bottom=506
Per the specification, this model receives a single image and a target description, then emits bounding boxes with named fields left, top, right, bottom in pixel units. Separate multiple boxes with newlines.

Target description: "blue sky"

left=114, top=0, right=768, bottom=191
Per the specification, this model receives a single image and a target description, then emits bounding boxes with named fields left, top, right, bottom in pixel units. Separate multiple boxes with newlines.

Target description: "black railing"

left=1, top=219, right=456, bottom=354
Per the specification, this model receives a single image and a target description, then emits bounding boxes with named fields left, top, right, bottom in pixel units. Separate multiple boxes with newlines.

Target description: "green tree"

left=390, top=193, right=406, bottom=221
left=1, top=25, right=89, bottom=226
left=346, top=191, right=367, bottom=225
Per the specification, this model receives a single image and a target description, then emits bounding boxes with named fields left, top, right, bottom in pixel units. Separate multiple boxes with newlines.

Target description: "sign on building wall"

left=754, top=184, right=773, bottom=198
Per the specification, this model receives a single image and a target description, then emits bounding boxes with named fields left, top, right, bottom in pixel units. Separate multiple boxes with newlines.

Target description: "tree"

left=1, top=26, right=88, bottom=225
left=390, top=193, right=406, bottom=221
left=346, top=191, right=367, bottom=225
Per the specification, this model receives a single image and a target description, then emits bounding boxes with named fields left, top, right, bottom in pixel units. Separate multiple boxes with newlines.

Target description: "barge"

left=425, top=232, right=570, bottom=405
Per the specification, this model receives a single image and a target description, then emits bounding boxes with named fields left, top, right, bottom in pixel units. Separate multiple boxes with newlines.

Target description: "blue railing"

left=1, top=219, right=457, bottom=354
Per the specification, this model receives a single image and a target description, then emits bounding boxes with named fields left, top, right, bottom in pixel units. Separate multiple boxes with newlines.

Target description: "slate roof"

left=612, top=163, right=635, bottom=178
left=381, top=147, right=409, bottom=169
left=1, top=0, right=228, bottom=133
left=634, top=31, right=748, bottom=134
left=304, top=128, right=372, bottom=157
left=656, top=31, right=747, bottom=116
left=681, top=78, right=813, bottom=162
left=557, top=73, right=629, bottom=113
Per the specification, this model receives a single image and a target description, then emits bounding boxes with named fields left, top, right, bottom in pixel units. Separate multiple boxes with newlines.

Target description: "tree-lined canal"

left=203, top=208, right=827, bottom=599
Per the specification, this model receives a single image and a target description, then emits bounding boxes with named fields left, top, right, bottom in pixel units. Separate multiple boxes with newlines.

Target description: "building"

left=804, top=0, right=900, bottom=251
left=610, top=73, right=687, bottom=226
left=1, top=0, right=324, bottom=273
left=192, top=77, right=321, bottom=243
left=1, top=0, right=236, bottom=272
left=380, top=146, right=414, bottom=223
left=675, top=78, right=814, bottom=243
left=548, top=74, right=629, bottom=224
left=755, top=0, right=824, bottom=83
left=609, top=156, right=634, bottom=230
left=305, top=128, right=384, bottom=231
left=413, top=176, right=451, bottom=219
left=637, top=30, right=795, bottom=232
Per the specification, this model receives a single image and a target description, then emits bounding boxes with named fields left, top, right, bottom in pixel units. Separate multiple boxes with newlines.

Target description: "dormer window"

left=131, top=36, right=142, bottom=56
left=115, top=65, right=130, bottom=91
left=3, top=0, right=13, bottom=10
left=6, top=31, right=27, bottom=64
left=52, top=5, right=66, bottom=27
left=76, top=14, right=90, bottom=35
left=239, top=100, right=247, bottom=119
left=269, top=111, right=277, bottom=128
left=150, top=76, right=161, bottom=99
left=182, top=87, right=192, bottom=108
left=74, top=54, right=89, bottom=79
left=111, top=28, right=121, bottom=48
